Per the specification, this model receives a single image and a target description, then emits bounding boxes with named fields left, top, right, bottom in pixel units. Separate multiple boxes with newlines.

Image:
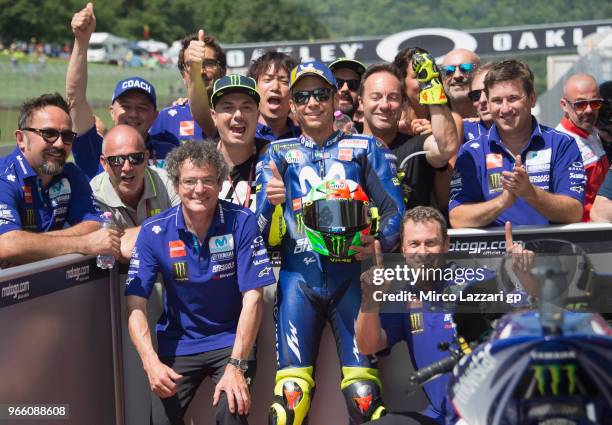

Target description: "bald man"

left=90, top=125, right=179, bottom=258
left=440, top=48, right=481, bottom=119
left=557, top=73, right=608, bottom=221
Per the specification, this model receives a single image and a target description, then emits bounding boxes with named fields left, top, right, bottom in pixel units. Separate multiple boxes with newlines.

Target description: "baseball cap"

left=211, top=75, right=260, bottom=108
left=112, top=77, right=157, bottom=108
left=289, top=61, right=337, bottom=89
left=329, top=58, right=366, bottom=78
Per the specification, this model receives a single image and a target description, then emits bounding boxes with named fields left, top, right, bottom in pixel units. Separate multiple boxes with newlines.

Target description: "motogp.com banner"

left=222, top=20, right=612, bottom=68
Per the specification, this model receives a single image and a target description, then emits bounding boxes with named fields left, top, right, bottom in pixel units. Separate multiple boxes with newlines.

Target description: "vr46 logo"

left=532, top=363, right=577, bottom=396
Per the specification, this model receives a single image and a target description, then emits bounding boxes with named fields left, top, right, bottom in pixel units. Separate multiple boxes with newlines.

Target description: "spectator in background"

left=125, top=141, right=275, bottom=425
left=329, top=57, right=366, bottom=123
left=67, top=3, right=177, bottom=178
left=247, top=51, right=300, bottom=142
left=449, top=60, right=585, bottom=228
left=596, top=81, right=612, bottom=162
left=90, top=125, right=179, bottom=259
left=0, top=93, right=121, bottom=265
left=440, top=48, right=480, bottom=119
left=591, top=170, right=612, bottom=222
left=463, top=63, right=495, bottom=143
left=359, top=62, right=458, bottom=213
left=556, top=73, right=608, bottom=221
left=150, top=30, right=226, bottom=144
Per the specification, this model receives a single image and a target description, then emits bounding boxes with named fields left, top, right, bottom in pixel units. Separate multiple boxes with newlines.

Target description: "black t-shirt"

left=388, top=132, right=437, bottom=210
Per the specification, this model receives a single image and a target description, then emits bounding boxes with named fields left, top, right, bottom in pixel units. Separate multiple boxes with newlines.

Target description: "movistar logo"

left=216, top=236, right=227, bottom=247
left=532, top=364, right=577, bottom=396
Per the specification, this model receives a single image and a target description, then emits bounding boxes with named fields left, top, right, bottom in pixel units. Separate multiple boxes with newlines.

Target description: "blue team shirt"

left=463, top=120, right=489, bottom=144
left=0, top=147, right=102, bottom=234
left=149, top=103, right=206, bottom=144
left=597, top=167, right=612, bottom=199
left=72, top=126, right=181, bottom=180
left=125, top=200, right=276, bottom=357
left=449, top=118, right=586, bottom=226
left=255, top=118, right=301, bottom=142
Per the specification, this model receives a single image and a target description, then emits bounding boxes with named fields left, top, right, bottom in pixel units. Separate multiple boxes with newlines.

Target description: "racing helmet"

left=301, top=179, right=376, bottom=259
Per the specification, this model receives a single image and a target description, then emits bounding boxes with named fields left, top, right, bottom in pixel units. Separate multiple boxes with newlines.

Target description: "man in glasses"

left=556, top=73, right=608, bottom=221
left=329, top=57, right=366, bottom=124
left=0, top=93, right=121, bottom=266
left=90, top=125, right=179, bottom=258
left=449, top=60, right=585, bottom=228
left=257, top=61, right=404, bottom=424
left=151, top=30, right=227, bottom=145
left=67, top=4, right=178, bottom=179
left=126, top=141, right=275, bottom=425
left=248, top=51, right=300, bottom=142
left=440, top=48, right=480, bottom=119
left=463, top=63, right=495, bottom=143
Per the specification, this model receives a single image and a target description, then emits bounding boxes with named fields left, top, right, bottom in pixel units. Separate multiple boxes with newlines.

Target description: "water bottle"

left=334, top=110, right=357, bottom=133
left=96, top=211, right=116, bottom=269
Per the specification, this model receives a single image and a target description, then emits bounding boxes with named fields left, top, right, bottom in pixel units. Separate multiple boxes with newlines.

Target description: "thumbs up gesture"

left=185, top=29, right=207, bottom=70
left=71, top=3, right=96, bottom=41
left=266, top=160, right=286, bottom=205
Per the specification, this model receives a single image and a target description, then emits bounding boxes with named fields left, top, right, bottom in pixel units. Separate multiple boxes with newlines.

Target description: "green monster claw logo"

left=330, top=235, right=345, bottom=257
left=532, top=364, right=577, bottom=396
left=296, top=213, right=305, bottom=235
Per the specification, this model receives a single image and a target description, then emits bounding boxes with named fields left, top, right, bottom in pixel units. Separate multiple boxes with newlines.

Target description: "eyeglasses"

left=467, top=89, right=484, bottom=102
left=336, top=78, right=360, bottom=91
left=202, top=59, right=220, bottom=69
left=104, top=152, right=146, bottom=167
left=180, top=177, right=218, bottom=190
left=566, top=98, right=604, bottom=112
left=292, top=87, right=333, bottom=105
left=21, top=127, right=77, bottom=145
left=441, top=63, right=476, bottom=77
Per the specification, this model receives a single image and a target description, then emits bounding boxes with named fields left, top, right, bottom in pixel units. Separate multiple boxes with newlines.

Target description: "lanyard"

left=227, top=158, right=255, bottom=208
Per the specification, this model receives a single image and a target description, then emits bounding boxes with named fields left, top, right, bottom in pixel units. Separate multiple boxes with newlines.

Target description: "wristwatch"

left=228, top=357, right=249, bottom=374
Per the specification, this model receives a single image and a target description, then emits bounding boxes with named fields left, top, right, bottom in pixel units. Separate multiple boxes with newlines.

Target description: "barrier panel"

left=1, top=222, right=610, bottom=424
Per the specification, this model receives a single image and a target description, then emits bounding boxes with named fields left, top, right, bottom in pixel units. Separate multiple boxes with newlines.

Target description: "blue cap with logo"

left=111, top=77, right=157, bottom=108
left=289, top=61, right=337, bottom=89
left=211, top=74, right=260, bottom=108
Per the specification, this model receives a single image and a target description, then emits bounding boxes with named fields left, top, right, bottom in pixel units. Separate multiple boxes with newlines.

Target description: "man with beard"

left=150, top=29, right=226, bottom=144
left=329, top=57, right=366, bottom=121
left=248, top=51, right=300, bottom=142
left=67, top=3, right=176, bottom=179
left=440, top=49, right=480, bottom=119
left=556, top=74, right=608, bottom=221
left=0, top=93, right=121, bottom=265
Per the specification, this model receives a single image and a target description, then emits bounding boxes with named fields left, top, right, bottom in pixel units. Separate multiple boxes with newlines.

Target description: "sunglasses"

left=292, top=87, right=333, bottom=105
left=105, top=152, right=146, bottom=167
left=467, top=89, right=484, bottom=102
left=21, top=127, right=77, bottom=145
left=566, top=98, right=604, bottom=112
left=441, top=63, right=476, bottom=77
left=336, top=78, right=360, bottom=91
left=202, top=59, right=221, bottom=69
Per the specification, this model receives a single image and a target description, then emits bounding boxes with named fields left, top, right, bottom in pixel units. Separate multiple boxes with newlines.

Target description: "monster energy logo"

left=24, top=209, right=35, bottom=228
left=410, top=312, right=424, bottom=334
left=330, top=235, right=345, bottom=256
left=296, top=213, right=305, bottom=235
left=172, top=262, right=188, bottom=281
left=532, top=364, right=577, bottom=396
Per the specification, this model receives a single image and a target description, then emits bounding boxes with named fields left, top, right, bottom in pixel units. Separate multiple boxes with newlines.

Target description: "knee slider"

left=269, top=368, right=314, bottom=425
left=341, top=367, right=386, bottom=424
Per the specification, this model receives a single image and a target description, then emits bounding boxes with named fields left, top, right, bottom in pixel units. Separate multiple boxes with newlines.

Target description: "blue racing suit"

left=256, top=131, right=404, bottom=424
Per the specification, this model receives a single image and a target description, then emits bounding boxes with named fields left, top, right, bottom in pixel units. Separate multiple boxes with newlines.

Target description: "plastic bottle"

left=334, top=110, right=357, bottom=134
left=96, top=211, right=116, bottom=269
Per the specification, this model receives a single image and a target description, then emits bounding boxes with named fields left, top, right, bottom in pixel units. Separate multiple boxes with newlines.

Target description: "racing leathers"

left=256, top=131, right=405, bottom=424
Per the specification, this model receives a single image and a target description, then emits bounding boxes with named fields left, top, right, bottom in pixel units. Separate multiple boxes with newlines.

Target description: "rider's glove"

left=412, top=52, right=448, bottom=105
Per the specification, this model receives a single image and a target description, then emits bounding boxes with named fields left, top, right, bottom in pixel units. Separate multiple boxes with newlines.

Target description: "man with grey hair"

left=440, top=48, right=481, bottom=119
left=125, top=141, right=275, bottom=425
left=90, top=124, right=179, bottom=258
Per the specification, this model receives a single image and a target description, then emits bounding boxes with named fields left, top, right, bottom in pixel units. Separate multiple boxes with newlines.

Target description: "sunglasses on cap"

left=467, top=89, right=484, bottom=102
left=566, top=98, right=604, bottom=112
left=21, top=127, right=77, bottom=145
left=105, top=152, right=146, bottom=167
left=292, top=87, right=333, bottom=105
left=441, top=63, right=476, bottom=77
left=336, top=78, right=360, bottom=91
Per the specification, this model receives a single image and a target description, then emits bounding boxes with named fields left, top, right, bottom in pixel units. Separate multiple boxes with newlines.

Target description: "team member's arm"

left=591, top=171, right=612, bottom=221
left=449, top=148, right=515, bottom=228
left=66, top=3, right=96, bottom=135
left=255, top=146, right=285, bottom=240
left=186, top=30, right=216, bottom=137
left=423, top=104, right=459, bottom=168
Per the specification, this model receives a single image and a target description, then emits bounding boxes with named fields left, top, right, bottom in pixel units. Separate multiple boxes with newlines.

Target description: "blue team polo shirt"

left=463, top=120, right=490, bottom=144
left=0, top=147, right=102, bottom=234
left=72, top=125, right=181, bottom=180
left=149, top=103, right=207, bottom=144
left=450, top=118, right=586, bottom=226
left=255, top=117, right=301, bottom=142
left=125, top=200, right=276, bottom=357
